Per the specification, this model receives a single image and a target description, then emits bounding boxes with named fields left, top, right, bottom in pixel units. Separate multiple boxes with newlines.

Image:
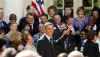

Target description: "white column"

left=4, top=0, right=24, bottom=23
left=73, top=0, right=83, bottom=17
left=0, top=0, right=4, bottom=8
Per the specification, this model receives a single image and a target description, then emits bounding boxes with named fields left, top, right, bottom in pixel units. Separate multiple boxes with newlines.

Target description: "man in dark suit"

left=37, top=22, right=56, bottom=57
left=83, top=31, right=100, bottom=57
left=0, top=8, right=8, bottom=34
left=18, top=13, right=39, bottom=36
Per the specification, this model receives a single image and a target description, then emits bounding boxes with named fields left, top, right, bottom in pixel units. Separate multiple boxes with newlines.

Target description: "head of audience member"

left=80, top=29, right=88, bottom=40
left=0, top=39, right=7, bottom=56
left=44, top=22, right=54, bottom=38
left=60, top=23, right=66, bottom=30
left=84, top=24, right=93, bottom=31
left=66, top=16, right=74, bottom=26
left=88, top=30, right=97, bottom=43
left=39, top=23, right=45, bottom=33
left=77, top=7, right=85, bottom=17
left=57, top=53, right=67, bottom=57
left=21, top=23, right=31, bottom=32
left=15, top=50, right=41, bottom=57
left=68, top=51, right=84, bottom=57
left=48, top=5, right=57, bottom=17
left=0, top=8, right=4, bottom=20
left=9, top=13, right=17, bottom=24
left=2, top=48, right=17, bottom=57
left=92, top=7, right=100, bottom=19
left=9, top=31, right=23, bottom=51
left=54, top=14, right=62, bottom=25
left=26, top=13, right=34, bottom=24
left=26, top=5, right=34, bottom=14
left=64, top=6, right=72, bottom=16
left=40, top=14, right=48, bottom=24
left=10, top=23, right=18, bottom=31
left=22, top=31, right=33, bottom=46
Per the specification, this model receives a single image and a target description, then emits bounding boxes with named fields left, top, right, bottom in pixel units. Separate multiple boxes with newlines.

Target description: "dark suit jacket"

left=18, top=17, right=39, bottom=36
left=0, top=21, right=9, bottom=34
left=83, top=40, right=100, bottom=57
left=37, top=36, right=56, bottom=57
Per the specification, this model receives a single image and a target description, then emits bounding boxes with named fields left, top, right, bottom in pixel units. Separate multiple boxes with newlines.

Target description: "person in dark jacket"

left=37, top=22, right=56, bottom=57
left=83, top=31, right=100, bottom=57
left=0, top=8, right=8, bottom=34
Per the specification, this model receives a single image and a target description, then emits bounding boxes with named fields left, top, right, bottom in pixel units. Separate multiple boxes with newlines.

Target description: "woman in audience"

left=22, top=31, right=36, bottom=51
left=8, top=31, right=24, bottom=52
left=21, top=23, right=31, bottom=33
left=6, top=23, right=18, bottom=39
left=73, top=7, right=88, bottom=31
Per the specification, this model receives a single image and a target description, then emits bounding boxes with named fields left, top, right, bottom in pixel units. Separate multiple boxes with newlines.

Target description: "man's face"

left=93, top=11, right=99, bottom=19
left=48, top=9, right=56, bottom=16
left=54, top=15, right=61, bottom=24
left=45, top=25, right=54, bottom=37
left=26, top=15, right=34, bottom=24
left=40, top=16, right=48, bottom=24
left=67, top=18, right=74, bottom=25
left=65, top=8, right=72, bottom=15
left=0, top=9, right=4, bottom=19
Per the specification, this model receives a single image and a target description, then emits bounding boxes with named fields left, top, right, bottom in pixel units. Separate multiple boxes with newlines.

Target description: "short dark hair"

left=47, top=5, right=57, bottom=13
left=0, top=39, right=7, bottom=48
left=26, top=5, right=31, bottom=11
left=65, top=16, right=73, bottom=21
left=9, top=13, right=17, bottom=20
left=26, top=13, right=33, bottom=17
left=88, top=30, right=97, bottom=40
left=41, top=14, right=48, bottom=19
left=64, top=6, right=71, bottom=10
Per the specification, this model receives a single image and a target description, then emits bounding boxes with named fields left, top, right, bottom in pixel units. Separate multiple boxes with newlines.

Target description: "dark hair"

left=41, top=14, right=48, bottom=19
left=0, top=28, right=5, bottom=34
left=21, top=23, right=30, bottom=31
left=77, top=6, right=85, bottom=15
left=0, top=39, right=7, bottom=52
left=92, top=7, right=100, bottom=16
left=47, top=5, right=57, bottom=13
left=26, top=5, right=31, bottom=11
left=88, top=30, right=97, bottom=40
left=0, top=8, right=3, bottom=10
left=64, top=6, right=71, bottom=10
left=9, top=13, right=17, bottom=20
left=0, top=39, right=7, bottom=48
left=26, top=13, right=33, bottom=17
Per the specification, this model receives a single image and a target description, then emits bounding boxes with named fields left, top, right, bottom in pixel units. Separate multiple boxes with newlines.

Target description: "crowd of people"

left=0, top=5, right=100, bottom=57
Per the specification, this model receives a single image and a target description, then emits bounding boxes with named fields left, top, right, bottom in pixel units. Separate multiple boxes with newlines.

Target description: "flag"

left=32, top=0, right=45, bottom=17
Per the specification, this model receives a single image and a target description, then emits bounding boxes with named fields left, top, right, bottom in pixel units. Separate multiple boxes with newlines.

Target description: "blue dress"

left=73, top=16, right=88, bottom=31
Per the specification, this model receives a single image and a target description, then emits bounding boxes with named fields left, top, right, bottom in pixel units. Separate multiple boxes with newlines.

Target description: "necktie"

left=50, top=39, right=54, bottom=48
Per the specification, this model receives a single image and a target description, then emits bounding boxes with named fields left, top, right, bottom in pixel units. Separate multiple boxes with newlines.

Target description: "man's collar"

left=44, top=33, right=51, bottom=41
